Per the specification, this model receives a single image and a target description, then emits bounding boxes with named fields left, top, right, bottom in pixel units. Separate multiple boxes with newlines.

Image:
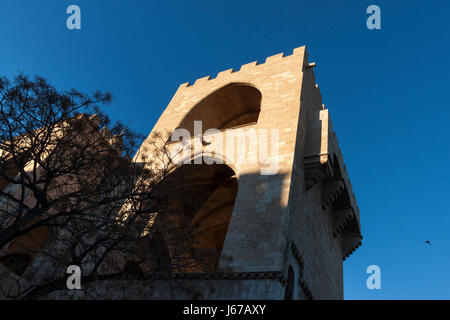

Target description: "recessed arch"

left=170, top=153, right=240, bottom=179
left=156, top=162, right=238, bottom=271
left=177, top=83, right=262, bottom=136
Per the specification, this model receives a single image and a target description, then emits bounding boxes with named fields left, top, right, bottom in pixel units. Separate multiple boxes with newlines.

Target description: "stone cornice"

left=122, top=271, right=287, bottom=286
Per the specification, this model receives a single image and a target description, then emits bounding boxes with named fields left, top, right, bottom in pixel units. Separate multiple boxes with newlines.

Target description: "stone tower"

left=137, top=46, right=362, bottom=300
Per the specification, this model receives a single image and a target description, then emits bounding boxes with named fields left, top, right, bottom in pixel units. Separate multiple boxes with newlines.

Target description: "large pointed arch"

left=154, top=161, right=238, bottom=271
left=177, top=83, right=261, bottom=136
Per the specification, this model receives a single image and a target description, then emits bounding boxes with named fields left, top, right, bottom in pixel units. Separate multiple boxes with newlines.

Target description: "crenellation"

left=179, top=46, right=308, bottom=91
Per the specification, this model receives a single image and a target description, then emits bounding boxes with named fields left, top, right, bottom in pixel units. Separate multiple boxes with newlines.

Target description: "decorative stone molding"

left=322, top=179, right=345, bottom=210
left=342, top=232, right=363, bottom=261
left=122, top=271, right=287, bottom=286
left=333, top=208, right=356, bottom=237
left=303, top=156, right=329, bottom=190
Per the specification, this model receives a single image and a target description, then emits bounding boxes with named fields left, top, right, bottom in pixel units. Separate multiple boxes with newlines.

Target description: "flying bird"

left=423, top=240, right=432, bottom=245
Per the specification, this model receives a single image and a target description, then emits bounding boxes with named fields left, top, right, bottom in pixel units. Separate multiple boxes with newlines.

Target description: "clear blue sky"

left=1, top=0, right=448, bottom=299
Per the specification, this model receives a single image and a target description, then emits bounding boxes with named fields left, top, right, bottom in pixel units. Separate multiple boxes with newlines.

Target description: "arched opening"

left=284, top=266, right=295, bottom=300
left=155, top=162, right=238, bottom=272
left=177, top=83, right=261, bottom=136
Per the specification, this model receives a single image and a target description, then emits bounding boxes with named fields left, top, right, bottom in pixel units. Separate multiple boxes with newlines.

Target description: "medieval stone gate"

left=135, top=46, right=362, bottom=300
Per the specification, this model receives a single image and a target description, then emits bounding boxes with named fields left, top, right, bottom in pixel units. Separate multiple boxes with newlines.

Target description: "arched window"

left=177, top=83, right=261, bottom=136
left=284, top=266, right=295, bottom=300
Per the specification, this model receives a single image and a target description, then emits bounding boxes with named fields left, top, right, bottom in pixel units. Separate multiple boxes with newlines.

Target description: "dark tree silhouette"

left=0, top=74, right=214, bottom=299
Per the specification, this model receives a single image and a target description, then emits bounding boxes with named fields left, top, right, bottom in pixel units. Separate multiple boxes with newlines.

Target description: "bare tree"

left=0, top=74, right=216, bottom=300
